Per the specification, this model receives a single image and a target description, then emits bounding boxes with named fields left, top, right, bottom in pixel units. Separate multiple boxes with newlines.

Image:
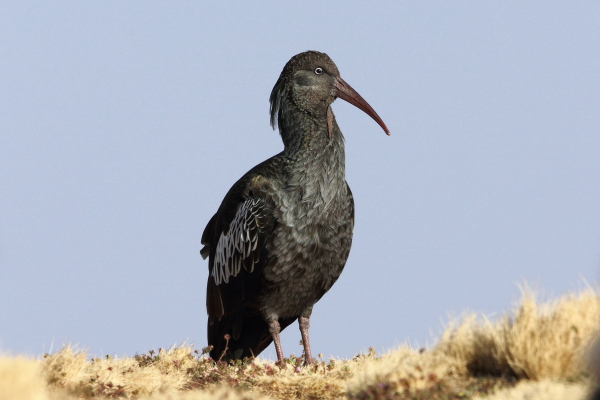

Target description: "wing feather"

left=212, top=197, right=267, bottom=285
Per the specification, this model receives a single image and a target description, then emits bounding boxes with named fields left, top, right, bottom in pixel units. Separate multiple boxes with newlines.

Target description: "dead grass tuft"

left=435, top=287, right=600, bottom=380
left=346, top=346, right=459, bottom=398
left=42, top=344, right=200, bottom=398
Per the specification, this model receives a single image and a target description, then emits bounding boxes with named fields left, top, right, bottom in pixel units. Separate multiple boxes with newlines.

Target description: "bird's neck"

left=278, top=103, right=346, bottom=204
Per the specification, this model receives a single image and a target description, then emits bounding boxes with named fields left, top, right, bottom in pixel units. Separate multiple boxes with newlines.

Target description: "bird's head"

left=270, top=51, right=390, bottom=137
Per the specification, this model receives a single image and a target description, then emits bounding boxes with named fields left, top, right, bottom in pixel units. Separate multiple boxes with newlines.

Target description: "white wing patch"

left=212, top=198, right=264, bottom=285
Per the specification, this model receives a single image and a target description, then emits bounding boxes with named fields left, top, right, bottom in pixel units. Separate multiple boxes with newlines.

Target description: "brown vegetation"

left=1, top=286, right=599, bottom=400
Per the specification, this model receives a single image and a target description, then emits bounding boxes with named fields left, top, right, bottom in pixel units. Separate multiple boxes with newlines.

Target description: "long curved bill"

left=333, top=76, right=390, bottom=135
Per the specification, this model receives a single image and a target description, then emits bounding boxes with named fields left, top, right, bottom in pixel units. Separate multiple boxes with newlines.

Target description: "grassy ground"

left=1, top=286, right=599, bottom=400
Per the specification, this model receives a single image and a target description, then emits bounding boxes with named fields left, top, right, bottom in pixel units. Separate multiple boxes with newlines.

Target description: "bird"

left=201, top=50, right=389, bottom=365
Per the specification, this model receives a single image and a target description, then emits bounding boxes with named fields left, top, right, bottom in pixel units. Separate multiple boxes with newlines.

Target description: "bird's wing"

left=202, top=175, right=276, bottom=324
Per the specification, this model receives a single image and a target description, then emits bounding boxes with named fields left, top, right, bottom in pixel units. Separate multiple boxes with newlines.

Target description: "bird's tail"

left=208, top=312, right=296, bottom=362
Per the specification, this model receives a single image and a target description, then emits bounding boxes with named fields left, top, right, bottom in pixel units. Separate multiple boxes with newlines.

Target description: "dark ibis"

left=201, top=51, right=389, bottom=364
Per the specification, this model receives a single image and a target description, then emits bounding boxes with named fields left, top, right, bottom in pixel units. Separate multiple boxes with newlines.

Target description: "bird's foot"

left=303, top=356, right=316, bottom=366
left=291, top=356, right=317, bottom=372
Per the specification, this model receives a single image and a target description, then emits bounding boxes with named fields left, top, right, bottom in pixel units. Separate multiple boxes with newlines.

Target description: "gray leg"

left=299, top=316, right=313, bottom=365
left=268, top=319, right=285, bottom=364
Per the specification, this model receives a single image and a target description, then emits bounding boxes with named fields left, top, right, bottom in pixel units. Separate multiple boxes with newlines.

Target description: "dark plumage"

left=201, top=51, right=389, bottom=364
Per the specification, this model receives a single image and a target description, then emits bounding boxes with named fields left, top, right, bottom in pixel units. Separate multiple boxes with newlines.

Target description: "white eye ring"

left=314, top=67, right=323, bottom=75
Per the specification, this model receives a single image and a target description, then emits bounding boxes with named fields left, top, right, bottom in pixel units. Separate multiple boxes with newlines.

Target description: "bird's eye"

left=314, top=67, right=323, bottom=75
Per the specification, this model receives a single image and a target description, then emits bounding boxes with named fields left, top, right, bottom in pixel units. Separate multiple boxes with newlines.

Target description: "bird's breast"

left=266, top=181, right=354, bottom=280
left=260, top=186, right=354, bottom=318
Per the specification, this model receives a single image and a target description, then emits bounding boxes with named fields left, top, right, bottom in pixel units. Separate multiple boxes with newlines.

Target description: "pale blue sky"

left=1, top=2, right=599, bottom=360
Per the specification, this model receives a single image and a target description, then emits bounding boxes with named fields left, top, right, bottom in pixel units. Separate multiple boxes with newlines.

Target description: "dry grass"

left=436, top=286, right=600, bottom=380
left=2, top=286, right=599, bottom=400
left=0, top=356, right=49, bottom=400
left=471, top=379, right=588, bottom=400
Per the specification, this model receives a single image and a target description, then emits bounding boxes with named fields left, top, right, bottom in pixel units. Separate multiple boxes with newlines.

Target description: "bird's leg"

left=299, top=316, right=313, bottom=365
left=268, top=319, right=285, bottom=365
